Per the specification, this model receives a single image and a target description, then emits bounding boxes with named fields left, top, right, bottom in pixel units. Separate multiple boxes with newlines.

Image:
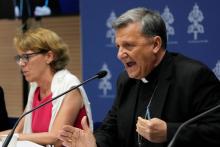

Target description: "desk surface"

left=0, top=140, right=43, bottom=147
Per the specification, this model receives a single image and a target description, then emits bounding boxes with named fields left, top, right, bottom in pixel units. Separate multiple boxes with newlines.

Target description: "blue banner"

left=80, top=0, right=220, bottom=123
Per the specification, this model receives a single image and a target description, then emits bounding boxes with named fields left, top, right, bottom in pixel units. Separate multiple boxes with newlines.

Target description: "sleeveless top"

left=32, top=87, right=52, bottom=132
left=31, top=87, right=87, bottom=132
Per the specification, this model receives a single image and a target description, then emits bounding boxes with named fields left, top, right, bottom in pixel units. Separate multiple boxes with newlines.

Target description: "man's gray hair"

left=112, top=7, right=167, bottom=49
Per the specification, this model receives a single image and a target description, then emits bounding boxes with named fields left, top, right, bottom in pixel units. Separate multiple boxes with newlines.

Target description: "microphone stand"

left=2, top=70, right=107, bottom=147
left=168, top=104, right=220, bottom=147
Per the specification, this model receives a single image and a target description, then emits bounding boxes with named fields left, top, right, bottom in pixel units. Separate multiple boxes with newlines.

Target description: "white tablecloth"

left=0, top=141, right=43, bottom=147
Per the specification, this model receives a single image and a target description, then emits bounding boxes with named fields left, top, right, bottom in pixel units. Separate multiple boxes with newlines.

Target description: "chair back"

left=0, top=86, right=10, bottom=130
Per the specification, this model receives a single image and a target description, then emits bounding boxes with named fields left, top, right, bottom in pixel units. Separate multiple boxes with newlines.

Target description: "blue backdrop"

left=80, top=0, right=220, bottom=123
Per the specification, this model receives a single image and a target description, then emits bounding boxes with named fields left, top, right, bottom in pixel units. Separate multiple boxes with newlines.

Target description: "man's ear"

left=152, top=36, right=162, bottom=54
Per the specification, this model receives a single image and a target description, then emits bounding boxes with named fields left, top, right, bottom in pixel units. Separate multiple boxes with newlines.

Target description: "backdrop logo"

left=187, top=3, right=208, bottom=43
left=161, top=6, right=178, bottom=45
left=98, top=63, right=114, bottom=98
left=213, top=60, right=220, bottom=80
left=106, top=11, right=117, bottom=47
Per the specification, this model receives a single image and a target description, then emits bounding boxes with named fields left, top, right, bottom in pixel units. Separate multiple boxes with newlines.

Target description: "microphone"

left=2, top=70, right=107, bottom=147
left=167, top=104, right=220, bottom=147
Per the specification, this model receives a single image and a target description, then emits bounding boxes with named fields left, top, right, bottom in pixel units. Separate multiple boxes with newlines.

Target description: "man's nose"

left=117, top=47, right=128, bottom=59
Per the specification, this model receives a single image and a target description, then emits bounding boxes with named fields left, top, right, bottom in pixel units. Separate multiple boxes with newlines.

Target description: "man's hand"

left=136, top=117, right=167, bottom=143
left=58, top=116, right=97, bottom=147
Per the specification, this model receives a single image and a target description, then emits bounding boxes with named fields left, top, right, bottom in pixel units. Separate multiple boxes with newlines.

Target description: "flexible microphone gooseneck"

left=167, top=104, right=220, bottom=147
left=2, top=70, right=107, bottom=147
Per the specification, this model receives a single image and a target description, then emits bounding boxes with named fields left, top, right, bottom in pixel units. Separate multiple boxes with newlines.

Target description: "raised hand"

left=58, top=116, right=97, bottom=147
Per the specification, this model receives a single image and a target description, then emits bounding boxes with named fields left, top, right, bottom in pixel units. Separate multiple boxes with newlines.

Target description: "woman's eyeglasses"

left=14, top=51, right=45, bottom=65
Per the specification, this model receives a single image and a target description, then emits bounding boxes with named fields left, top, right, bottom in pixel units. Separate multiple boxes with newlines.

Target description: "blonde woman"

left=0, top=28, right=93, bottom=147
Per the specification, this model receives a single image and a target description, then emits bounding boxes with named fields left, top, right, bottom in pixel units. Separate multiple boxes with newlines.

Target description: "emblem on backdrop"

left=213, top=60, right=220, bottom=80
left=98, top=63, right=114, bottom=98
left=187, top=3, right=208, bottom=43
left=106, top=11, right=117, bottom=47
left=161, top=6, right=178, bottom=45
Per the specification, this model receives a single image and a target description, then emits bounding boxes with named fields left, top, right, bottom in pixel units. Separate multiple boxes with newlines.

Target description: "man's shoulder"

left=166, top=52, right=217, bottom=82
left=170, top=52, right=209, bottom=72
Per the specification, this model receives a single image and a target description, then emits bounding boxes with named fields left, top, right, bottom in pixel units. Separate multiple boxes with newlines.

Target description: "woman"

left=0, top=27, right=93, bottom=147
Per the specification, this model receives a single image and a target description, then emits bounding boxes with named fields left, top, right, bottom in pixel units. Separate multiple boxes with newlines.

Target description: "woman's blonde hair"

left=14, top=27, right=70, bottom=71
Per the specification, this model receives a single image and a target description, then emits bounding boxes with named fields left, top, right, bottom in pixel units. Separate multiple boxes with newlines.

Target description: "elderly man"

left=59, top=7, right=220, bottom=147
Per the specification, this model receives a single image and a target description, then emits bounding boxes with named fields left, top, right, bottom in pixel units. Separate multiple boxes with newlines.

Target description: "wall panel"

left=0, top=16, right=81, bottom=117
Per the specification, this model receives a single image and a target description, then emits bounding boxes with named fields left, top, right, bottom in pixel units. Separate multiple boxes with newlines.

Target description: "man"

left=58, top=7, right=220, bottom=147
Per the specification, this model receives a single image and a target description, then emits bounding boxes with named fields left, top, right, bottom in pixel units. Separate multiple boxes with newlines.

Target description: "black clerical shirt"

left=131, top=62, right=161, bottom=147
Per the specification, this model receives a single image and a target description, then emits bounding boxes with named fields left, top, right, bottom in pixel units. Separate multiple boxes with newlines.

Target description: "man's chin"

left=128, top=71, right=146, bottom=80
left=127, top=72, right=140, bottom=79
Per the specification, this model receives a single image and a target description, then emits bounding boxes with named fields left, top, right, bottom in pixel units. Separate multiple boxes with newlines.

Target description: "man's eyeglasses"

left=14, top=51, right=45, bottom=65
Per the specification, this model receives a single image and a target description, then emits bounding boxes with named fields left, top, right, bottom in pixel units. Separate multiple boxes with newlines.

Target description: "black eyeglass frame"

left=14, top=50, right=48, bottom=64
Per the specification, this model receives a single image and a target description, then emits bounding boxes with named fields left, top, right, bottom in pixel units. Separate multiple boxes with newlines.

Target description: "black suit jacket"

left=0, top=86, right=10, bottom=131
left=95, top=52, right=220, bottom=147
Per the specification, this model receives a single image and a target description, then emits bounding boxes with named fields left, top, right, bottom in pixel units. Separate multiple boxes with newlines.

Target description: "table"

left=0, top=141, right=43, bottom=147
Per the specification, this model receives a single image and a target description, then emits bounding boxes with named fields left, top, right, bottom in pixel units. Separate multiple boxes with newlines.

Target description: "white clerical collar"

left=141, top=78, right=149, bottom=83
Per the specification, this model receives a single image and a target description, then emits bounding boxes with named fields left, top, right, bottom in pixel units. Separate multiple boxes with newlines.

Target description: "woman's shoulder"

left=55, top=69, right=80, bottom=83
